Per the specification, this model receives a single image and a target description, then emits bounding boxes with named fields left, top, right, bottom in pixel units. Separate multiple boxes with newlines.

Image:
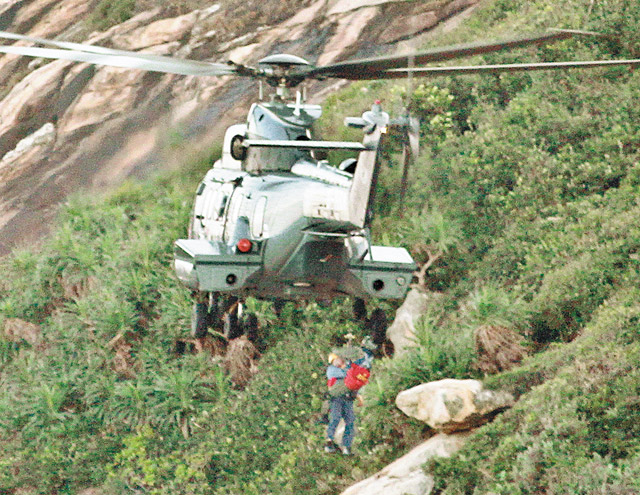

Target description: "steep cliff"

left=0, top=0, right=479, bottom=255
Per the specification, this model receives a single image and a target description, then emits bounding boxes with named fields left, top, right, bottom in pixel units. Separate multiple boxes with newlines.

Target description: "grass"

left=3, top=0, right=640, bottom=492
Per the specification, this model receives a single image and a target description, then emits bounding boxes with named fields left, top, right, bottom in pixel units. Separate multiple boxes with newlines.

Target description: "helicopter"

left=2, top=28, right=639, bottom=340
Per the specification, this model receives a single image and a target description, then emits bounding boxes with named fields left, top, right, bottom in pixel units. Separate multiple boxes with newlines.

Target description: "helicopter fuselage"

left=173, top=100, right=416, bottom=302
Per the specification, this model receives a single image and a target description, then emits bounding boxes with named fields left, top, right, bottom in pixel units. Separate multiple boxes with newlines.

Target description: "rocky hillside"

left=0, top=0, right=479, bottom=255
left=3, top=1, right=640, bottom=494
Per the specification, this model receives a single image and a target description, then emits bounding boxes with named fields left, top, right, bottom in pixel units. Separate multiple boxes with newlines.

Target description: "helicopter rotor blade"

left=0, top=30, right=165, bottom=59
left=302, top=30, right=595, bottom=80
left=372, top=58, right=640, bottom=79
left=0, top=36, right=242, bottom=77
left=1, top=29, right=633, bottom=86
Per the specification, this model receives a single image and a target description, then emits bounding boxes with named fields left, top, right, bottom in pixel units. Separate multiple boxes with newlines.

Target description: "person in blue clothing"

left=324, top=337, right=375, bottom=456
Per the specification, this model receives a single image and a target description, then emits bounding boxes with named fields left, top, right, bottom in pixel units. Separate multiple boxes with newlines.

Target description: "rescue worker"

left=324, top=353, right=359, bottom=455
left=324, top=337, right=375, bottom=456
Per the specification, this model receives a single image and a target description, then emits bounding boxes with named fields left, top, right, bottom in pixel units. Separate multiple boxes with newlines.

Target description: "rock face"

left=396, top=379, right=515, bottom=433
left=341, top=432, right=470, bottom=495
left=0, top=122, right=56, bottom=182
left=386, top=288, right=432, bottom=355
left=0, top=0, right=480, bottom=255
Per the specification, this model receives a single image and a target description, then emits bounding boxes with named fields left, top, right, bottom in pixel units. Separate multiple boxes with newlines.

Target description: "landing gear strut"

left=352, top=298, right=367, bottom=321
left=190, top=292, right=260, bottom=343
left=351, top=298, right=393, bottom=356
left=222, top=296, right=242, bottom=340
left=191, top=292, right=214, bottom=338
left=368, top=308, right=388, bottom=347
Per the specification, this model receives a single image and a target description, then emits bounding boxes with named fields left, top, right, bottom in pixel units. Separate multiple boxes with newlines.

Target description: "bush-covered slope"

left=0, top=152, right=209, bottom=492
left=2, top=0, right=640, bottom=493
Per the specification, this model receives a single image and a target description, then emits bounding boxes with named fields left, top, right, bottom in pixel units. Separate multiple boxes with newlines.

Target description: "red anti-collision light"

left=237, top=238, right=252, bottom=253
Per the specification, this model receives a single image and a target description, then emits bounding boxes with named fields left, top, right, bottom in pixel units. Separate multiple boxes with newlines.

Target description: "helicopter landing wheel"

left=353, top=298, right=367, bottom=321
left=191, top=298, right=210, bottom=338
left=368, top=308, right=388, bottom=347
left=205, top=294, right=220, bottom=331
left=242, top=312, right=259, bottom=342
left=223, top=296, right=243, bottom=340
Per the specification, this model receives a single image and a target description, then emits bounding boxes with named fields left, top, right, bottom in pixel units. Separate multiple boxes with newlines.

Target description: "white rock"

left=341, top=432, right=469, bottom=495
left=396, top=379, right=514, bottom=433
left=316, top=8, right=379, bottom=66
left=283, top=0, right=326, bottom=28
left=112, top=12, right=198, bottom=50
left=386, top=289, right=431, bottom=356
left=89, top=9, right=163, bottom=44
left=1, top=123, right=56, bottom=165
left=201, top=4, right=221, bottom=17
left=0, top=60, right=69, bottom=139
left=27, top=0, right=90, bottom=38
left=328, top=0, right=400, bottom=16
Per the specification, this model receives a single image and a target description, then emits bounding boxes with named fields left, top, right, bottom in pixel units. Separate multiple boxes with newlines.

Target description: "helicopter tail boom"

left=348, top=122, right=386, bottom=228
left=244, top=139, right=368, bottom=151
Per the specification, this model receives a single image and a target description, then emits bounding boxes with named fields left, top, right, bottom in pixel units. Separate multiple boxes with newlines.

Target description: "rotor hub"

left=258, top=54, right=313, bottom=88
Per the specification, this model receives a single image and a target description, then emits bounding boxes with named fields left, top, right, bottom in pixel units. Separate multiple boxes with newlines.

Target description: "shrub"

left=90, top=0, right=136, bottom=31
left=528, top=247, right=633, bottom=343
left=431, top=281, right=640, bottom=494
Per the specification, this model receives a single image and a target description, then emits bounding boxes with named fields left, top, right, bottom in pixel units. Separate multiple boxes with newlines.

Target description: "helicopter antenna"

left=397, top=53, right=419, bottom=213
left=294, top=90, right=302, bottom=116
left=408, top=52, right=415, bottom=98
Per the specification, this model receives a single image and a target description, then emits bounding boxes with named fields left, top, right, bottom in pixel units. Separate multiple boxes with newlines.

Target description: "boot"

left=324, top=439, right=337, bottom=453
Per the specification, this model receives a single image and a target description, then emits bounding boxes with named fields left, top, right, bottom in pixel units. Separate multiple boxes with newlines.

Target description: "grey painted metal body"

left=173, top=101, right=416, bottom=302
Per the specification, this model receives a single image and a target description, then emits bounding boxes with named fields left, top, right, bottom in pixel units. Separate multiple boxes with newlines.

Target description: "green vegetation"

left=2, top=0, right=640, bottom=493
left=90, top=0, right=137, bottom=31
left=88, top=0, right=315, bottom=32
left=88, top=0, right=214, bottom=31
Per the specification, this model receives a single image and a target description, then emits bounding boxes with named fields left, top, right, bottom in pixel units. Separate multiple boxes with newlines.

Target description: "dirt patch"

left=224, top=336, right=259, bottom=389
left=474, top=324, right=528, bottom=374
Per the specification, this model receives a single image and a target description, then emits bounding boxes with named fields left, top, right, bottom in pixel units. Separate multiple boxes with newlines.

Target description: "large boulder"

left=328, top=0, right=392, bottom=16
left=396, top=379, right=514, bottom=433
left=385, top=288, right=432, bottom=356
left=0, top=60, right=71, bottom=156
left=341, top=432, right=470, bottom=495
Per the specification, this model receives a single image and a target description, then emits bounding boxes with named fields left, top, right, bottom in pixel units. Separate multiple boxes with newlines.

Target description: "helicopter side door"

left=191, top=181, right=233, bottom=242
left=189, top=182, right=207, bottom=239
left=204, top=183, right=233, bottom=242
